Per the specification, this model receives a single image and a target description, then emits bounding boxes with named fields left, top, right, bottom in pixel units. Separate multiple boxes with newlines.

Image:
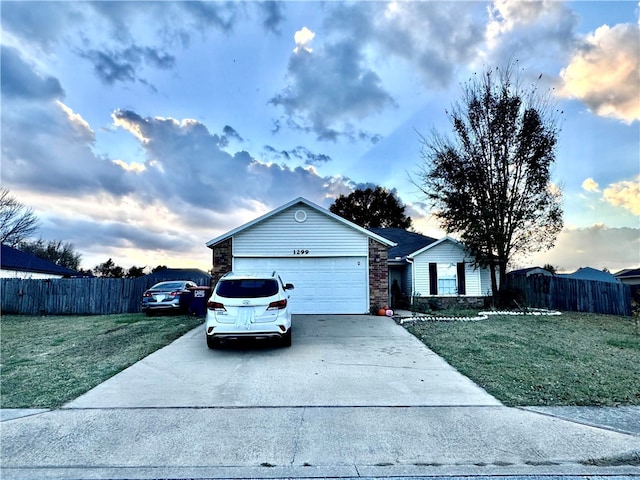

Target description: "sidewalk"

left=522, top=405, right=640, bottom=436
left=2, top=405, right=639, bottom=479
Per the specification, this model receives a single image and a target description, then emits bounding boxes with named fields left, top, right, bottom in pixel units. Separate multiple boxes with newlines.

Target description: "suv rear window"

left=216, top=279, right=279, bottom=298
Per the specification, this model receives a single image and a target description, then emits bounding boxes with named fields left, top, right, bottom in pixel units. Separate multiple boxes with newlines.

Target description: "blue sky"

left=1, top=1, right=638, bottom=273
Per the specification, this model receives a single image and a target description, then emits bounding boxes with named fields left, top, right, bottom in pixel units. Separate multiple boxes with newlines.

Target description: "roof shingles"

left=1, top=244, right=79, bottom=276
left=368, top=228, right=437, bottom=260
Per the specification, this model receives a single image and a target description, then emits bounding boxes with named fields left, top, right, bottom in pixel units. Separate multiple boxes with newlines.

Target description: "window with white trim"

left=429, top=262, right=466, bottom=296
left=437, top=263, right=458, bottom=295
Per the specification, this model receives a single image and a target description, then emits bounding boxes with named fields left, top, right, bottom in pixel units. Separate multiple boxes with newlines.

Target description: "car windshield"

left=152, top=282, right=185, bottom=291
left=216, top=279, right=279, bottom=298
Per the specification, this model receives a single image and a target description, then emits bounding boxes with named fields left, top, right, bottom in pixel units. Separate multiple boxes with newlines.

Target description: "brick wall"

left=368, top=238, right=389, bottom=312
left=413, top=296, right=488, bottom=312
left=210, top=238, right=233, bottom=287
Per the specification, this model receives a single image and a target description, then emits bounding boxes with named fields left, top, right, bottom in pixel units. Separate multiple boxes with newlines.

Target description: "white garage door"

left=233, top=257, right=368, bottom=314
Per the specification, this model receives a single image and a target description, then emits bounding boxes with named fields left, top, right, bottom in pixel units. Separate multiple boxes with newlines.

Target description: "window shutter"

left=457, top=262, right=466, bottom=295
left=429, top=263, right=438, bottom=295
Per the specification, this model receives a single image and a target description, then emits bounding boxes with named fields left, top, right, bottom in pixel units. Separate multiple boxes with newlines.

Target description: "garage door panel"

left=233, top=257, right=368, bottom=314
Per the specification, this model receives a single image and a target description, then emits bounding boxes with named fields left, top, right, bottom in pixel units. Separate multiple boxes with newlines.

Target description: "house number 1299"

left=293, top=249, right=309, bottom=255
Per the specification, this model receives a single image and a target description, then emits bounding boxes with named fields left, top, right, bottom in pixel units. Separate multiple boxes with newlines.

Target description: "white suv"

left=205, top=272, right=294, bottom=349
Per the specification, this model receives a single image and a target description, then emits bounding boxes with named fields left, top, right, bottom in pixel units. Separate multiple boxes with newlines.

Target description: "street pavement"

left=1, top=314, right=639, bottom=479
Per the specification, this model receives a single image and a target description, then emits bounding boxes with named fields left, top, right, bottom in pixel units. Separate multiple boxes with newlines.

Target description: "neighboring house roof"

left=368, top=228, right=437, bottom=260
left=509, top=267, right=554, bottom=277
left=0, top=243, right=79, bottom=277
left=559, top=267, right=620, bottom=283
left=615, top=268, right=640, bottom=279
left=145, top=268, right=211, bottom=285
left=206, top=197, right=396, bottom=248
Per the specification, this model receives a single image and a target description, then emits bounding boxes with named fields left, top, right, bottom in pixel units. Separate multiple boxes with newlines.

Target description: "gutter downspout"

left=407, top=257, right=415, bottom=309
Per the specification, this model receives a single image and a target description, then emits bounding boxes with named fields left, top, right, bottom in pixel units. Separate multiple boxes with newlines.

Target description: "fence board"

left=506, top=275, right=631, bottom=316
left=1, top=275, right=211, bottom=316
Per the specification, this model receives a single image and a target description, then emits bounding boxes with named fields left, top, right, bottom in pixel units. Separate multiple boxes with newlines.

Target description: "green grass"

left=1, top=313, right=202, bottom=408
left=406, top=312, right=640, bottom=406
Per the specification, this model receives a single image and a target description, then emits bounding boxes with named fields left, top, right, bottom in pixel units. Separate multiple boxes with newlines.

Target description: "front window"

left=437, top=263, right=458, bottom=295
left=429, top=262, right=466, bottom=296
left=216, top=279, right=279, bottom=298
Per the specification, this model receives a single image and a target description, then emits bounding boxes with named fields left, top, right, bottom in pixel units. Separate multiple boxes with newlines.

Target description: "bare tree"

left=0, top=188, right=40, bottom=246
left=18, top=239, right=82, bottom=270
left=415, top=63, right=563, bottom=296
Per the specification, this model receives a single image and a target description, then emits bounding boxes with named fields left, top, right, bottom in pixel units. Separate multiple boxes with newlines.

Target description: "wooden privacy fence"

left=506, top=274, right=631, bottom=316
left=1, top=276, right=210, bottom=316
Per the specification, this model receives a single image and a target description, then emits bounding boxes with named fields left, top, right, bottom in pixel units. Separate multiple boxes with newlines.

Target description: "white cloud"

left=581, top=178, right=600, bottom=192
left=293, top=26, right=315, bottom=54
left=487, top=0, right=551, bottom=42
left=527, top=224, right=640, bottom=272
left=560, top=23, right=640, bottom=123
left=271, top=2, right=488, bottom=141
left=56, top=101, right=94, bottom=142
left=603, top=175, right=640, bottom=215
left=271, top=36, right=395, bottom=141
left=367, top=1, right=485, bottom=88
left=112, top=159, right=146, bottom=173
left=112, top=109, right=152, bottom=143
left=577, top=176, right=640, bottom=216
left=484, top=0, right=577, bottom=69
left=3, top=92, right=358, bottom=269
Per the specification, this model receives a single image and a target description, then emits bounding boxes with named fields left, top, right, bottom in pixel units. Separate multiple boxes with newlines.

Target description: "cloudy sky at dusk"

left=1, top=1, right=638, bottom=274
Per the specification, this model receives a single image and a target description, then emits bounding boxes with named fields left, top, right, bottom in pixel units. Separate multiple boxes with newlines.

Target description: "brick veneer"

left=210, top=238, right=233, bottom=287
left=413, top=296, right=488, bottom=312
left=368, top=238, right=389, bottom=312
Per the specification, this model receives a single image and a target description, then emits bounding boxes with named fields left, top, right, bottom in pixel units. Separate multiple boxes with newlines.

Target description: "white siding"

left=479, top=267, right=495, bottom=296
left=229, top=202, right=373, bottom=314
left=412, top=240, right=490, bottom=296
left=233, top=204, right=369, bottom=257
left=465, top=264, right=484, bottom=296
left=0, top=269, right=62, bottom=279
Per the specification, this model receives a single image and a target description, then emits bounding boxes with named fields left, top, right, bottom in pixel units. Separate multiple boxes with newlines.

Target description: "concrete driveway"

left=65, top=314, right=500, bottom=408
left=2, top=315, right=639, bottom=479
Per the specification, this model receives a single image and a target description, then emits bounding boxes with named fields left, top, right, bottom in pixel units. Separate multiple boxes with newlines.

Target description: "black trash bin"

left=188, top=286, right=211, bottom=317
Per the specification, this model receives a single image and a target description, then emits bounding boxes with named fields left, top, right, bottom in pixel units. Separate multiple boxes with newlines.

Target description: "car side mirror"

left=285, top=283, right=295, bottom=290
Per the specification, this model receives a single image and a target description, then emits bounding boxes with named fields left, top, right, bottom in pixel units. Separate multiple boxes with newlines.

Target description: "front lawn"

left=1, top=313, right=202, bottom=408
left=405, top=312, right=640, bottom=406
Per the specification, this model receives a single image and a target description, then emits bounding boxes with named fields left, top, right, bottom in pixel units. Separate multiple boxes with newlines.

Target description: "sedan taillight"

left=267, top=299, right=287, bottom=310
left=143, top=291, right=152, bottom=297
